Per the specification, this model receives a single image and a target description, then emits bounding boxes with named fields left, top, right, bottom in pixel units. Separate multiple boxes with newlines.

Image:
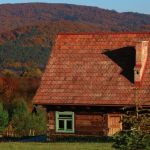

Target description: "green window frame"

left=55, top=111, right=74, bottom=133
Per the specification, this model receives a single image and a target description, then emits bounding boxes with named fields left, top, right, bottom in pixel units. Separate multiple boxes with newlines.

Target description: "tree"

left=113, top=88, right=150, bottom=150
left=0, top=103, right=9, bottom=132
left=12, top=99, right=28, bottom=115
left=11, top=99, right=29, bottom=136
left=34, top=106, right=47, bottom=134
left=11, top=100, right=47, bottom=136
left=1, top=69, right=18, bottom=77
left=113, top=109, right=150, bottom=150
left=27, top=106, right=47, bottom=136
left=23, top=66, right=42, bottom=78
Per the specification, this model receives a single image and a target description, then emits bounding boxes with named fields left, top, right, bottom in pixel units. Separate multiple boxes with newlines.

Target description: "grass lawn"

left=0, top=142, right=115, bottom=150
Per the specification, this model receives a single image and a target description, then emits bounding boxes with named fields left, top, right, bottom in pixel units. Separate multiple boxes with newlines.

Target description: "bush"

left=113, top=109, right=150, bottom=150
left=113, top=130, right=150, bottom=150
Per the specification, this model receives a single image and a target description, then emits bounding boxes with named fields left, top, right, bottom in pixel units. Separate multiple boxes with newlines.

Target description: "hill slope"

left=0, top=3, right=150, bottom=70
left=0, top=21, right=102, bottom=68
left=0, top=3, right=150, bottom=33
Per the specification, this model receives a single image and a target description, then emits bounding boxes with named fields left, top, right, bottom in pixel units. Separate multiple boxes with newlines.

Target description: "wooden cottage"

left=33, top=32, right=150, bottom=140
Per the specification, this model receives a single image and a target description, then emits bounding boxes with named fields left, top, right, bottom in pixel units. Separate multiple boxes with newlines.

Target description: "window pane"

left=59, top=120, right=64, bottom=130
left=67, top=120, right=72, bottom=130
left=56, top=112, right=74, bottom=133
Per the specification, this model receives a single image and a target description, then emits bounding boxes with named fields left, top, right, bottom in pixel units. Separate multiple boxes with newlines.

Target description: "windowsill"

left=56, top=130, right=75, bottom=134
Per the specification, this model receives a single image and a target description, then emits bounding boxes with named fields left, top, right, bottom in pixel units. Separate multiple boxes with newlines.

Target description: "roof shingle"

left=34, top=32, right=150, bottom=106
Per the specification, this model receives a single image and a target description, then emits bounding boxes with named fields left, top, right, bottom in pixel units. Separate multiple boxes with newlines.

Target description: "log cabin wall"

left=47, top=111, right=55, bottom=140
left=75, top=112, right=106, bottom=136
left=46, top=106, right=123, bottom=141
left=47, top=110, right=108, bottom=140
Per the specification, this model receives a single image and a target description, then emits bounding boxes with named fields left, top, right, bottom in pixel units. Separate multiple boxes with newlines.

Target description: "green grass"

left=0, top=142, right=115, bottom=150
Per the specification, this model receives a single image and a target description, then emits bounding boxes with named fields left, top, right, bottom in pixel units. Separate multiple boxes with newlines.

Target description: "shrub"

left=113, top=109, right=150, bottom=150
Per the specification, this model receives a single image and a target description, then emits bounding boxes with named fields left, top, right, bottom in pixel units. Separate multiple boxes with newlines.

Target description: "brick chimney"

left=134, top=41, right=149, bottom=85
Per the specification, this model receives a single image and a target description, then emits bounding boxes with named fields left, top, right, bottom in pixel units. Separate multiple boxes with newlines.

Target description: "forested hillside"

left=0, top=3, right=150, bottom=33
left=0, top=3, right=150, bottom=72
left=0, top=20, right=102, bottom=71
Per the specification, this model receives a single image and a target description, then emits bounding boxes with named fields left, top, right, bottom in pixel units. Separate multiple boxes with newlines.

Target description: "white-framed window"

left=55, top=111, right=74, bottom=133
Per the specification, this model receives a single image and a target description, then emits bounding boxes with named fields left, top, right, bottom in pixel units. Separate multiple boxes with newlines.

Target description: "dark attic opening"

left=104, top=46, right=136, bottom=83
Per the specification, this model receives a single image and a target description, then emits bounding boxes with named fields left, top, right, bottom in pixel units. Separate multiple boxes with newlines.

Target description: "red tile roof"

left=33, top=32, right=150, bottom=106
